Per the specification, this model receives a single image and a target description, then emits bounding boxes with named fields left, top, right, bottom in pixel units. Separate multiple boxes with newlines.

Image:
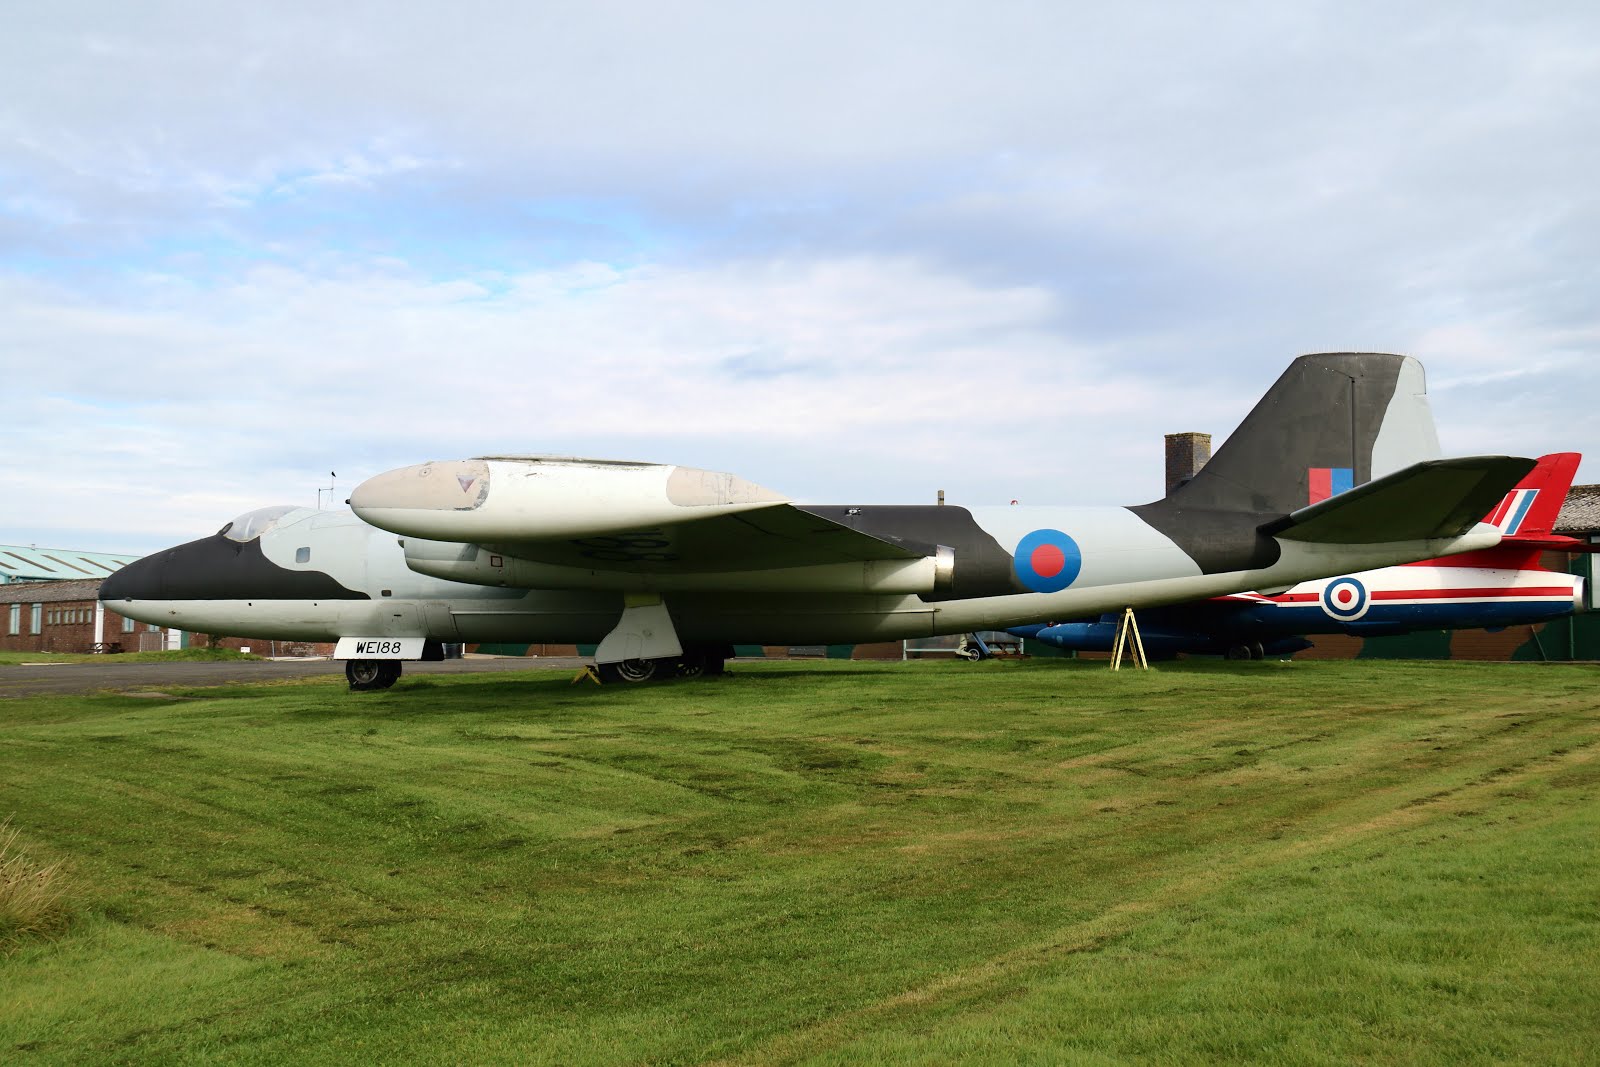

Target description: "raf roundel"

left=1320, top=576, right=1370, bottom=621
left=1013, top=529, right=1083, bottom=593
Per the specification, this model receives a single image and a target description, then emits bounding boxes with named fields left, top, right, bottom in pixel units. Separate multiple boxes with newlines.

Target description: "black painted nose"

left=99, top=551, right=166, bottom=601
left=98, top=535, right=246, bottom=601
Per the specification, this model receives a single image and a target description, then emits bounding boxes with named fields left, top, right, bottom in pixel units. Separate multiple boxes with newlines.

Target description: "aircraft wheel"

left=1224, top=645, right=1252, bottom=661
left=597, top=658, right=659, bottom=684
left=1248, top=642, right=1266, bottom=660
left=347, top=660, right=402, bottom=690
left=672, top=645, right=730, bottom=678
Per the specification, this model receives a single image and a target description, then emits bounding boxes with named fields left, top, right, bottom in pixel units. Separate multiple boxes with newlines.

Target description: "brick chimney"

left=1164, top=432, right=1212, bottom=494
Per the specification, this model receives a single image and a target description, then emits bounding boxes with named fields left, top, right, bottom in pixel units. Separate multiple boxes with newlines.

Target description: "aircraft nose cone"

left=99, top=552, right=165, bottom=602
left=350, top=460, right=491, bottom=519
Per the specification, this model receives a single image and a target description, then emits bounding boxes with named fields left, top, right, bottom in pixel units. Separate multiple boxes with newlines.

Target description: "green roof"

left=0, top=545, right=140, bottom=584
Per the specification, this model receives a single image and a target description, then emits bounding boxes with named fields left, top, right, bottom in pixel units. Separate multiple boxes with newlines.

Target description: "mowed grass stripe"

left=718, top=735, right=1600, bottom=1065
left=0, top=658, right=1595, bottom=1064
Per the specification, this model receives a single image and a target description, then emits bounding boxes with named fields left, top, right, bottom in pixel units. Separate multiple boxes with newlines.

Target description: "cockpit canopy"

left=219, top=505, right=303, bottom=542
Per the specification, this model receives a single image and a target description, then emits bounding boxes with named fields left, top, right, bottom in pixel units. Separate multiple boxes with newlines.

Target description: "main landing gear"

left=347, top=660, right=402, bottom=690
left=595, top=645, right=732, bottom=684
left=590, top=594, right=730, bottom=684
left=1224, top=642, right=1266, bottom=661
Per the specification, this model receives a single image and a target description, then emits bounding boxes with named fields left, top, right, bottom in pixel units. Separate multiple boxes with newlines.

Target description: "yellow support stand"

left=571, top=665, right=603, bottom=685
left=1109, top=606, right=1149, bottom=671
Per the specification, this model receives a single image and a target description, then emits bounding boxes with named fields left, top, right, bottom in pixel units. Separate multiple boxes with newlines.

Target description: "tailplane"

left=1430, top=452, right=1592, bottom=566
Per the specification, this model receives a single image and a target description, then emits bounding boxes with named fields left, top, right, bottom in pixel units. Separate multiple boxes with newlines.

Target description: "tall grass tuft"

left=0, top=817, right=70, bottom=950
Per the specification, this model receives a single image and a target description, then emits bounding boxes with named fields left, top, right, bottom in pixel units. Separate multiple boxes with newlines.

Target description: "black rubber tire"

left=673, top=645, right=729, bottom=678
left=597, top=658, right=659, bottom=684
left=1224, top=645, right=1252, bottom=661
left=347, top=660, right=402, bottom=690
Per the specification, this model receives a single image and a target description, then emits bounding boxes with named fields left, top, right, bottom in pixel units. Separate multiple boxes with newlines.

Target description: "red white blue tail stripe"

left=1486, top=488, right=1539, bottom=535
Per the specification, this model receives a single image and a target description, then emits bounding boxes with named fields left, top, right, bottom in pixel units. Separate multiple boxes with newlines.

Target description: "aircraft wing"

left=1262, top=456, right=1537, bottom=544
left=483, top=503, right=928, bottom=573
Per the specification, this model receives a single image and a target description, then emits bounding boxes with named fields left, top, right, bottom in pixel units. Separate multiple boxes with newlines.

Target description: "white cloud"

left=1, top=2, right=1598, bottom=551
left=2, top=255, right=1170, bottom=550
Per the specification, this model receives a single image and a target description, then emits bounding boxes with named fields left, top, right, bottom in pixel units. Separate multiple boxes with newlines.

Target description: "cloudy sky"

left=4, top=1, right=1597, bottom=553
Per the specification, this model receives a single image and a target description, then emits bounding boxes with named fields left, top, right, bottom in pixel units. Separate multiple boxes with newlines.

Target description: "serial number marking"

left=354, top=640, right=405, bottom=655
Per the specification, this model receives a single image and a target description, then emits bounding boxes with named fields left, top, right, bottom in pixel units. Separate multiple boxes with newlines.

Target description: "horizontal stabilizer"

left=1263, top=456, right=1536, bottom=544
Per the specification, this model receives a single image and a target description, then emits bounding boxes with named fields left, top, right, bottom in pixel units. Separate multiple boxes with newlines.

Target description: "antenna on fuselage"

left=316, top=472, right=338, bottom=510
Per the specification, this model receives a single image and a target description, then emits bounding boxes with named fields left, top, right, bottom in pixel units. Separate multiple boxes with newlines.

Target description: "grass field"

left=1, top=657, right=1596, bottom=1064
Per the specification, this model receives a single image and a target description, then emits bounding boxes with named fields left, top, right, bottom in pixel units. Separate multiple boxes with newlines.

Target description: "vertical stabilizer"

left=1489, top=452, right=1581, bottom=539
left=1156, top=353, right=1440, bottom=516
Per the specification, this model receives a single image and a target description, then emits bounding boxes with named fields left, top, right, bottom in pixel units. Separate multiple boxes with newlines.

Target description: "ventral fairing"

left=102, top=353, right=1534, bottom=688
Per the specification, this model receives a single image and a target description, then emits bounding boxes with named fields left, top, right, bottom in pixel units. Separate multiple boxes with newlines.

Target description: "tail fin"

left=1487, top=452, right=1580, bottom=540
left=1159, top=352, right=1440, bottom=515
left=1414, top=452, right=1589, bottom=569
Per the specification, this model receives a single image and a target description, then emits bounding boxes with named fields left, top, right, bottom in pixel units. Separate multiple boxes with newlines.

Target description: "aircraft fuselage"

left=103, top=505, right=1503, bottom=647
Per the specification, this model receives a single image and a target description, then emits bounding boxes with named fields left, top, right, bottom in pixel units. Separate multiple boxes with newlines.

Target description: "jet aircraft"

left=101, top=353, right=1535, bottom=688
left=1010, top=452, right=1591, bottom=659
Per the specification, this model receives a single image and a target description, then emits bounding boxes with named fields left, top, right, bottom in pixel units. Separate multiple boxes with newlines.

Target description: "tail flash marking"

left=1308, top=467, right=1354, bottom=505
left=1490, top=488, right=1539, bottom=535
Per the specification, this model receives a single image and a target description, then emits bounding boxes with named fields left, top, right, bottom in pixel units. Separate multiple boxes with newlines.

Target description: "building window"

left=148, top=623, right=159, bottom=632
left=30, top=604, right=41, bottom=634
left=7, top=604, right=17, bottom=635
left=122, top=615, right=135, bottom=633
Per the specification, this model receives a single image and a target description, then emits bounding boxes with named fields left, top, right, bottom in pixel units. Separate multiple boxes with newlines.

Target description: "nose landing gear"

left=346, top=660, right=402, bottom=690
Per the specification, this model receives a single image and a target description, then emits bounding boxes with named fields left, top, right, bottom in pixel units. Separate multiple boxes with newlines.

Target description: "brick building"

left=0, top=578, right=174, bottom=654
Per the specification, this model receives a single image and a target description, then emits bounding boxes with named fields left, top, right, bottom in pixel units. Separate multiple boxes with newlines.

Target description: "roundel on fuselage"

left=1013, top=529, right=1082, bottom=593
left=1320, top=576, right=1370, bottom=621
